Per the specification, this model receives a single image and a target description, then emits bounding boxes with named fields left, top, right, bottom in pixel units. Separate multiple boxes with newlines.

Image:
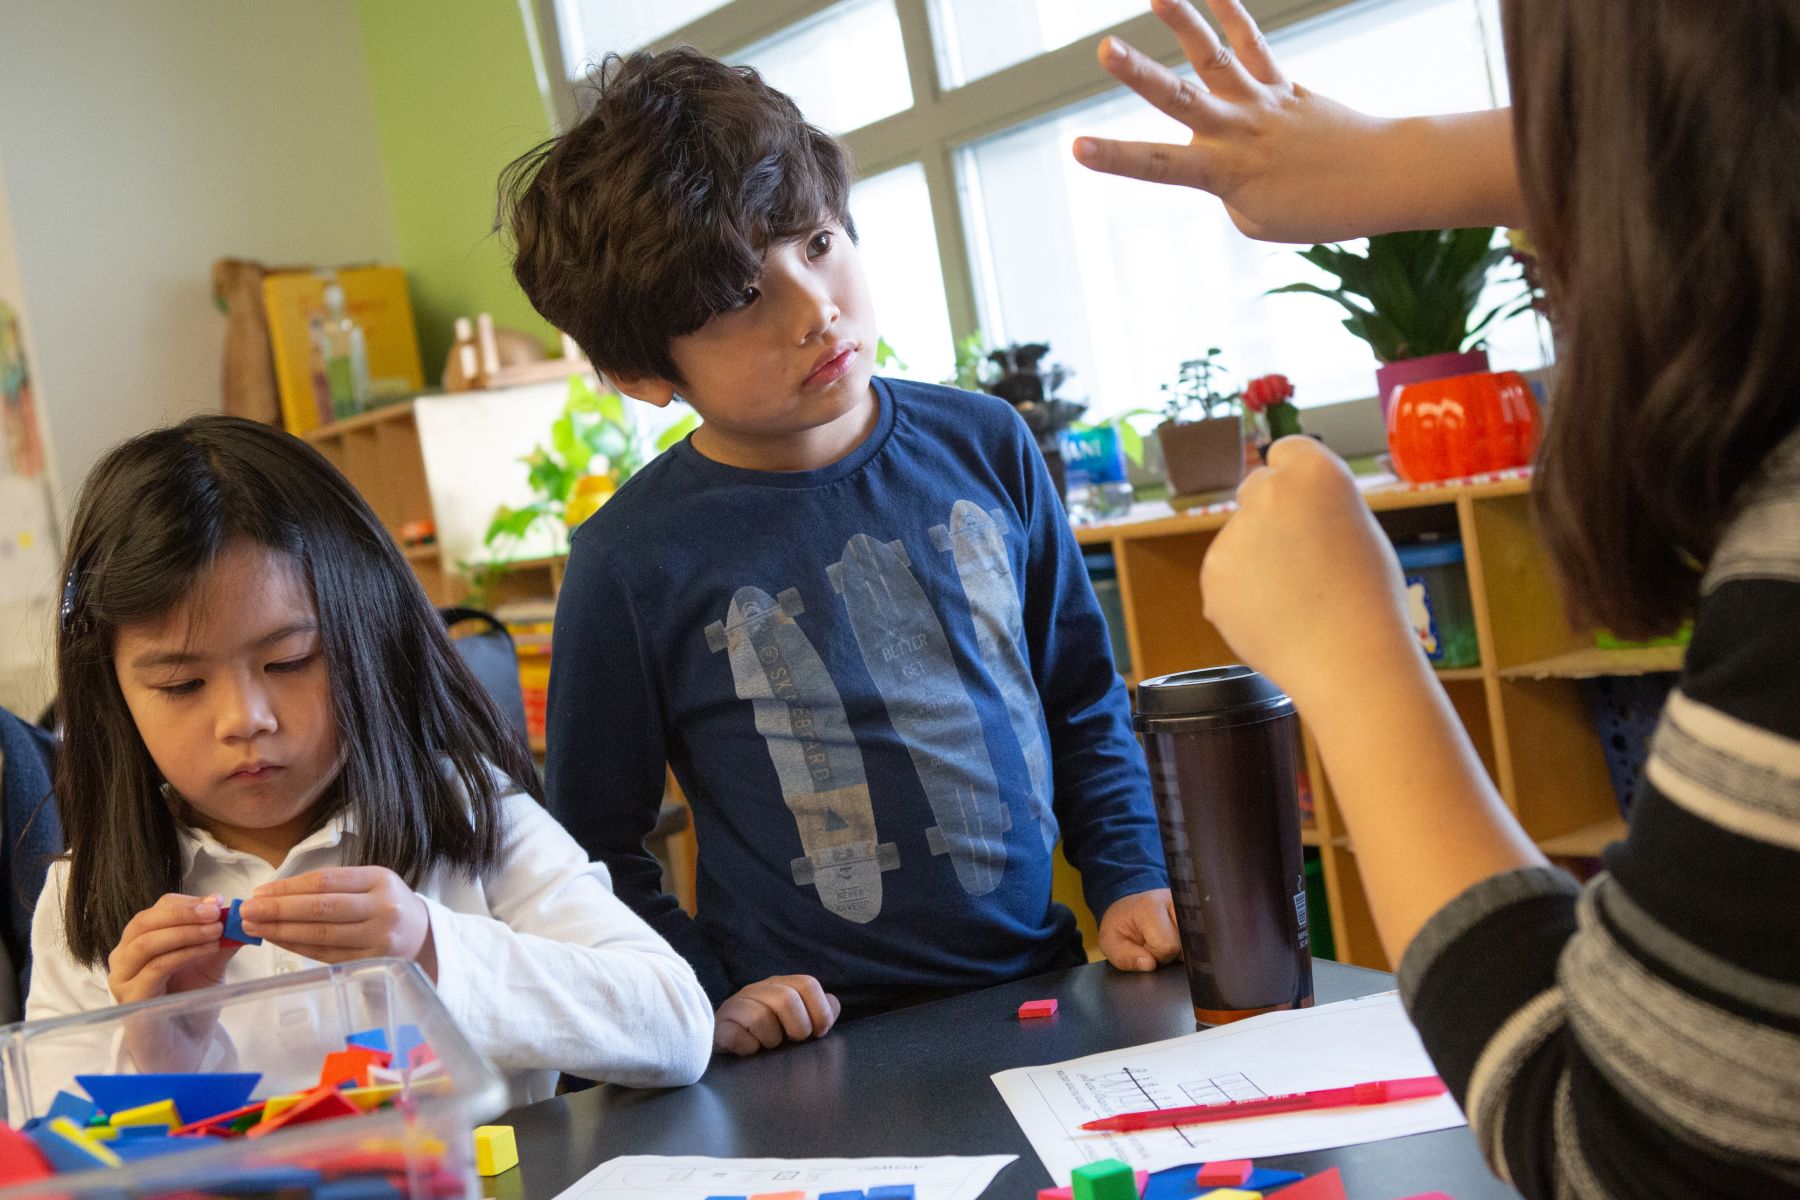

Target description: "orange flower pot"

left=1386, top=369, right=1540, bottom=484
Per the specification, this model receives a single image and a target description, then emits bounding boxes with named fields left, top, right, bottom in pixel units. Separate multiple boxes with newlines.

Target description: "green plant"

left=1270, top=228, right=1532, bottom=363
left=946, top=333, right=994, bottom=392
left=1160, top=349, right=1241, bottom=423
left=484, top=373, right=697, bottom=552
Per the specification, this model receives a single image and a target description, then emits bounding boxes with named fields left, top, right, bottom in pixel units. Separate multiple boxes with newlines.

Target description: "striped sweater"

left=1397, top=438, right=1800, bottom=1199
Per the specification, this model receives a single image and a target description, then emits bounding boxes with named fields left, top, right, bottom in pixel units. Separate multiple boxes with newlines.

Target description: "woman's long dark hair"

left=1509, top=0, right=1800, bottom=637
left=54, top=415, right=541, bottom=967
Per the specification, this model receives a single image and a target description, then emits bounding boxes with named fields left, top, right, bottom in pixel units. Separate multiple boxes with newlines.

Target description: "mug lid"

left=1133, top=665, right=1294, bottom=727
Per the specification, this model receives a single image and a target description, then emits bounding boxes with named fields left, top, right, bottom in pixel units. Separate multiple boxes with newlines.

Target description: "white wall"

left=0, top=0, right=399, bottom=713
left=0, top=0, right=398, bottom=492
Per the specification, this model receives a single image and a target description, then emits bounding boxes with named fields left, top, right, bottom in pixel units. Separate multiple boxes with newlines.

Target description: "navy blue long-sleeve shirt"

left=545, top=377, right=1166, bottom=1014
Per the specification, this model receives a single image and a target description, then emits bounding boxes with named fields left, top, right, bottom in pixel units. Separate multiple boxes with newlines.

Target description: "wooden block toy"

left=109, top=1098, right=182, bottom=1129
left=473, top=1124, right=518, bottom=1176
left=347, top=1023, right=428, bottom=1059
left=259, top=1091, right=308, bottom=1122
left=222, top=897, right=262, bottom=946
left=76, top=1072, right=260, bottom=1124
left=1267, top=1168, right=1347, bottom=1200
left=172, top=1100, right=266, bottom=1137
left=867, top=1188, right=917, bottom=1200
left=1018, top=998, right=1059, bottom=1020
left=1197, top=1190, right=1263, bottom=1200
left=1073, top=1158, right=1139, bottom=1200
left=746, top=1193, right=804, bottom=1200
left=1245, top=1169, right=1305, bottom=1191
left=45, top=1090, right=98, bottom=1127
left=1197, top=1161, right=1254, bottom=1188
left=342, top=1083, right=407, bottom=1111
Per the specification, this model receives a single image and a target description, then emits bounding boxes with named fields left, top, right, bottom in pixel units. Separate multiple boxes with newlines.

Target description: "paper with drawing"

left=991, top=992, right=1465, bottom=1180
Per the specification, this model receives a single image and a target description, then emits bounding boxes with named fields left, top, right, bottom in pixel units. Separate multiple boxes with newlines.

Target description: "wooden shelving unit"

left=1075, top=472, right=1664, bottom=971
left=302, top=402, right=461, bottom=607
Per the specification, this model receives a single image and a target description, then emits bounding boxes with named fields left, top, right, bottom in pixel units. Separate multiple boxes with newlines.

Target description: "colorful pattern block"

left=1042, top=1170, right=1149, bottom=1200
left=319, top=1046, right=392, bottom=1090
left=1245, top=1170, right=1305, bottom=1191
left=222, top=898, right=262, bottom=946
left=1073, top=1158, right=1140, bottom=1200
left=820, top=1191, right=867, bottom=1200
left=1018, top=999, right=1059, bottom=1020
left=867, top=1188, right=917, bottom=1200
left=473, top=1125, right=518, bottom=1176
left=109, top=1098, right=181, bottom=1129
left=747, top=1193, right=805, bottom=1200
left=1197, top=1190, right=1263, bottom=1200
left=0, top=1123, right=53, bottom=1184
left=1197, top=1162, right=1254, bottom=1188
left=244, top=1084, right=358, bottom=1139
left=1396, top=1194, right=1456, bottom=1199
left=1267, top=1168, right=1347, bottom=1200
left=76, top=1073, right=260, bottom=1125
left=34, top=1117, right=122, bottom=1170
left=45, top=1091, right=97, bottom=1127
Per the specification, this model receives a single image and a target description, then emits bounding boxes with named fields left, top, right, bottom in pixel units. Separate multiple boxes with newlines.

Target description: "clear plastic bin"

left=1395, top=538, right=1479, bottom=669
left=0, top=958, right=505, bottom=1199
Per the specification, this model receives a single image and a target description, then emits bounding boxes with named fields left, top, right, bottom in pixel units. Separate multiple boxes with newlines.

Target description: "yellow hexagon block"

left=473, top=1124, right=518, bottom=1176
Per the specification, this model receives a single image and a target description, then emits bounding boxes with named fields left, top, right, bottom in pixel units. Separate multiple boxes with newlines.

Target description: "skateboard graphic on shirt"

left=705, top=584, right=898, bottom=923
left=931, top=500, right=1057, bottom=853
left=828, top=533, right=1010, bottom=896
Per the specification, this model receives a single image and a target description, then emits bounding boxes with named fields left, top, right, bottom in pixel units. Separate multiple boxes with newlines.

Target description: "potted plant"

left=1155, top=348, right=1245, bottom=498
left=981, top=342, right=1087, bottom=499
left=1270, top=228, right=1532, bottom=416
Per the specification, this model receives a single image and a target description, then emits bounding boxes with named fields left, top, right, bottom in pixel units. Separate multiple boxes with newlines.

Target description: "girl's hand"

left=108, top=893, right=242, bottom=1006
left=1201, top=437, right=1421, bottom=709
left=1073, top=0, right=1525, bottom=241
left=240, top=867, right=436, bottom=979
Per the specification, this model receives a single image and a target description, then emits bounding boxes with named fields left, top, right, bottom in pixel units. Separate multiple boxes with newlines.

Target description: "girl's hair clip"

left=60, top=560, right=92, bottom=638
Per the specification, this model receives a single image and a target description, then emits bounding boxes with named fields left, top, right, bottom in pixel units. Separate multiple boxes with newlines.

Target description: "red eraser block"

left=1019, top=999, right=1060, bottom=1020
left=1197, top=1161, right=1254, bottom=1188
left=1267, top=1167, right=1347, bottom=1200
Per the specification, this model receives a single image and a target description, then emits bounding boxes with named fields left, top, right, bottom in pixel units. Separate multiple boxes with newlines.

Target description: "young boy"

left=501, top=48, right=1177, bottom=1057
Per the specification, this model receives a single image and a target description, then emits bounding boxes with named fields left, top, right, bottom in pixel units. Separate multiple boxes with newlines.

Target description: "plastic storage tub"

left=1395, top=539, right=1479, bottom=669
left=0, top=958, right=505, bottom=1199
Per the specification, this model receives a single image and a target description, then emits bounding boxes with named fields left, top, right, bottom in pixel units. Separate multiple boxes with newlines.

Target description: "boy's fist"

left=1098, top=888, right=1182, bottom=972
left=714, top=974, right=842, bottom=1056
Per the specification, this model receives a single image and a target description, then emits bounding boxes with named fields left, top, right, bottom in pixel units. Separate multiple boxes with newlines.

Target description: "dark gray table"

left=486, top=960, right=1520, bottom=1200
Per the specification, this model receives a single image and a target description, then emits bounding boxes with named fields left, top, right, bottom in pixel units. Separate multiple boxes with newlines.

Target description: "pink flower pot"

left=1375, top=349, right=1490, bottom=420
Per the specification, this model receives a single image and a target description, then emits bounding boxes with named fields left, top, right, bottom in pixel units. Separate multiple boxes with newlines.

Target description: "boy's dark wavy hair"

left=54, top=415, right=540, bottom=967
left=498, top=47, right=856, bottom=386
left=1508, top=0, right=1800, bottom=637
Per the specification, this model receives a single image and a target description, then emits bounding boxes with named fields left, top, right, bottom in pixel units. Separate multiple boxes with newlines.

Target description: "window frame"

left=529, top=0, right=1436, bottom=353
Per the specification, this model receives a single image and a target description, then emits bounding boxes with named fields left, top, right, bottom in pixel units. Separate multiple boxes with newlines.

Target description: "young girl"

left=30, top=415, right=713, bottom=1104
left=1081, top=0, right=1799, bottom=1195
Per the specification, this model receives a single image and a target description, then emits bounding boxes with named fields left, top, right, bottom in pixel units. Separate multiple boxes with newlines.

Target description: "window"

left=733, top=0, right=912, bottom=136
left=537, top=0, right=1541, bottom=418
left=851, top=163, right=955, bottom=384
left=553, top=0, right=733, bottom=75
left=929, top=0, right=1149, bottom=88
left=959, top=0, right=1539, bottom=416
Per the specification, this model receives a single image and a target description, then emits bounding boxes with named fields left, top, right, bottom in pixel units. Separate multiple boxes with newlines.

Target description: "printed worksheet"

left=550, top=1155, right=1018, bottom=1200
left=992, top=992, right=1466, bottom=1181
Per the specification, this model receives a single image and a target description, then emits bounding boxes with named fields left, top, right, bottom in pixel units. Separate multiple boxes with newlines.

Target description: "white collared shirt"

left=28, top=790, right=714, bottom=1106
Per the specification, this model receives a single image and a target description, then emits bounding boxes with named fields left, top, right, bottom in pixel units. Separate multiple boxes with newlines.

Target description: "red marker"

left=1078, top=1076, right=1447, bottom=1133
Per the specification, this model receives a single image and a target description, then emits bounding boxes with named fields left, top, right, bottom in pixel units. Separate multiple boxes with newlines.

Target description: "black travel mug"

left=1135, top=666, right=1314, bottom=1025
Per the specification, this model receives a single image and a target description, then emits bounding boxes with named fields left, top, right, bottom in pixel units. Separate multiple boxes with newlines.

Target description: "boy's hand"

left=108, top=893, right=243, bottom=1006
left=1201, top=437, right=1418, bottom=712
left=1098, top=888, right=1182, bottom=972
left=714, top=975, right=842, bottom=1056
left=241, top=867, right=436, bottom=979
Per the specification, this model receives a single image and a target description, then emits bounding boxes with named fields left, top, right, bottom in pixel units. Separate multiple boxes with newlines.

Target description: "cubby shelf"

left=1077, top=470, right=1646, bottom=971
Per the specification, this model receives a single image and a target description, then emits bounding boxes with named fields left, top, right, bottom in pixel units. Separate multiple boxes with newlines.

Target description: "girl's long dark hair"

left=1508, top=0, right=1800, bottom=638
left=54, top=416, right=541, bottom=967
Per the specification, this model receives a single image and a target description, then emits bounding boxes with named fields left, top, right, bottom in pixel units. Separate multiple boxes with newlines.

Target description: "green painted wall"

left=358, top=0, right=555, bottom=383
